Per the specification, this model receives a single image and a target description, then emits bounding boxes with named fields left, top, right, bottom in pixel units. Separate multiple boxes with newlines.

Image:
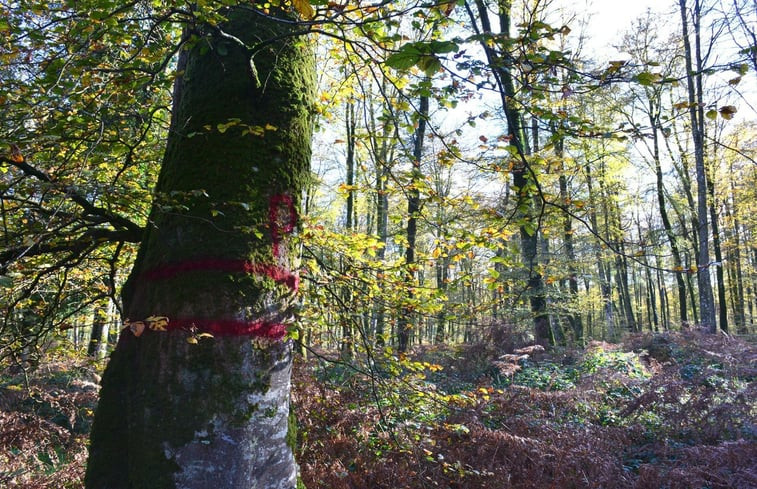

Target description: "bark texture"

left=86, top=7, right=314, bottom=489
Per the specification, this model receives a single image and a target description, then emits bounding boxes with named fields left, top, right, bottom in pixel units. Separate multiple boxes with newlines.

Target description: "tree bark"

left=707, top=149, right=728, bottom=332
left=585, top=157, right=616, bottom=339
left=86, top=8, right=314, bottom=489
left=87, top=303, right=108, bottom=359
left=468, top=0, right=551, bottom=346
left=650, top=107, right=689, bottom=326
left=340, top=102, right=356, bottom=359
left=398, top=94, right=428, bottom=352
left=679, top=0, right=717, bottom=331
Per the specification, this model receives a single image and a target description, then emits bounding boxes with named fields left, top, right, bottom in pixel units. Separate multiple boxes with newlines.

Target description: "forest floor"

left=1, top=329, right=755, bottom=488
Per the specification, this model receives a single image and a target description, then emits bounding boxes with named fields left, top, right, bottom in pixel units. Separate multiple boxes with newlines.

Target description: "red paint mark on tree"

left=142, top=258, right=299, bottom=291
left=158, top=317, right=287, bottom=339
left=269, top=193, right=297, bottom=259
left=134, top=193, right=300, bottom=338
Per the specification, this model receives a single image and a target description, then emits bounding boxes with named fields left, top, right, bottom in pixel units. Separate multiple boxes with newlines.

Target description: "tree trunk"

left=87, top=8, right=314, bottom=489
left=559, top=172, right=582, bottom=344
left=725, top=171, right=746, bottom=332
left=468, top=0, right=550, bottom=346
left=708, top=166, right=728, bottom=333
left=398, top=94, right=428, bottom=352
left=679, top=0, right=717, bottom=331
left=650, top=108, right=689, bottom=326
left=370, top=94, right=393, bottom=347
left=585, top=159, right=616, bottom=339
left=340, top=102, right=356, bottom=359
left=87, top=303, right=108, bottom=359
left=706, top=140, right=728, bottom=332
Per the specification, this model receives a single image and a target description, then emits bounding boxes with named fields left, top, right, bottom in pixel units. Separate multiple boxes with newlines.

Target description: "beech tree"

left=86, top=6, right=314, bottom=489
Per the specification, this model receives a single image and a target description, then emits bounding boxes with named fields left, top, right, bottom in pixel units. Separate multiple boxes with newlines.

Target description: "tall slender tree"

left=467, top=0, right=551, bottom=346
left=679, top=0, right=717, bottom=331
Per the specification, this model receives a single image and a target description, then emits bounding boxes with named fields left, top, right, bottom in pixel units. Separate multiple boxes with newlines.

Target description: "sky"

left=573, top=0, right=667, bottom=59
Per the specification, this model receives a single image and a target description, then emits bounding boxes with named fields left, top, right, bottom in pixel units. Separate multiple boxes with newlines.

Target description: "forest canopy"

left=1, top=0, right=755, bottom=358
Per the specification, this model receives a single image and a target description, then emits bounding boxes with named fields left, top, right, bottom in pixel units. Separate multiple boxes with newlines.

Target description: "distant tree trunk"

left=370, top=95, right=393, bottom=347
left=559, top=171, right=582, bottom=344
left=637, top=221, right=659, bottom=332
left=609, top=201, right=637, bottom=332
left=679, top=0, right=717, bottom=332
left=706, top=148, right=728, bottom=332
left=724, top=171, right=746, bottom=332
left=468, top=0, right=551, bottom=346
left=398, top=94, right=428, bottom=352
left=585, top=159, right=616, bottom=339
left=87, top=8, right=314, bottom=489
left=87, top=303, right=108, bottom=359
left=650, top=108, right=689, bottom=326
left=435, top=254, right=450, bottom=343
left=340, top=102, right=356, bottom=359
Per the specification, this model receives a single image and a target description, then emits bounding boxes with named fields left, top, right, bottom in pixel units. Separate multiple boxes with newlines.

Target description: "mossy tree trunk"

left=86, top=8, right=314, bottom=489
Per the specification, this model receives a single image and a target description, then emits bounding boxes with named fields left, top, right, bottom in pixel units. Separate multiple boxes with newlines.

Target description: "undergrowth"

left=1, top=330, right=755, bottom=488
left=295, top=331, right=756, bottom=489
left=0, top=350, right=100, bottom=488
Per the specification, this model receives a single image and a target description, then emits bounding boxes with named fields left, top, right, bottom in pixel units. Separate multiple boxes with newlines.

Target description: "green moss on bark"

left=87, top=6, right=313, bottom=488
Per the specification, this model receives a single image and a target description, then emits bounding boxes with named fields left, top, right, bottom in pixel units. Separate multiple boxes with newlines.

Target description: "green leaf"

left=386, top=47, right=424, bottom=71
left=522, top=220, right=537, bottom=237
left=386, top=41, right=458, bottom=74
left=418, top=55, right=442, bottom=76
left=635, top=71, right=661, bottom=86
left=428, top=40, right=459, bottom=54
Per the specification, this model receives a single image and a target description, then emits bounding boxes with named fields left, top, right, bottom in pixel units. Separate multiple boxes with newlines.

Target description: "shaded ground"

left=1, top=330, right=755, bottom=488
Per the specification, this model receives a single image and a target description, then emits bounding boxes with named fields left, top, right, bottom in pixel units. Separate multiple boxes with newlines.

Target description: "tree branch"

left=0, top=154, right=143, bottom=235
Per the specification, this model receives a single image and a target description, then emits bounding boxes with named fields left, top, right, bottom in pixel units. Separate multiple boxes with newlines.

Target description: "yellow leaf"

left=146, top=315, right=169, bottom=331
left=187, top=336, right=199, bottom=344
left=292, top=0, right=315, bottom=19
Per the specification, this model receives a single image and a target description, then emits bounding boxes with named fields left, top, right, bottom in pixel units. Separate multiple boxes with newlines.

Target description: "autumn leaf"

left=635, top=71, right=661, bottom=86
left=9, top=144, right=24, bottom=163
left=441, top=0, right=456, bottom=16
left=292, top=0, right=315, bottom=20
left=145, top=315, right=169, bottom=331
left=719, top=105, right=737, bottom=120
